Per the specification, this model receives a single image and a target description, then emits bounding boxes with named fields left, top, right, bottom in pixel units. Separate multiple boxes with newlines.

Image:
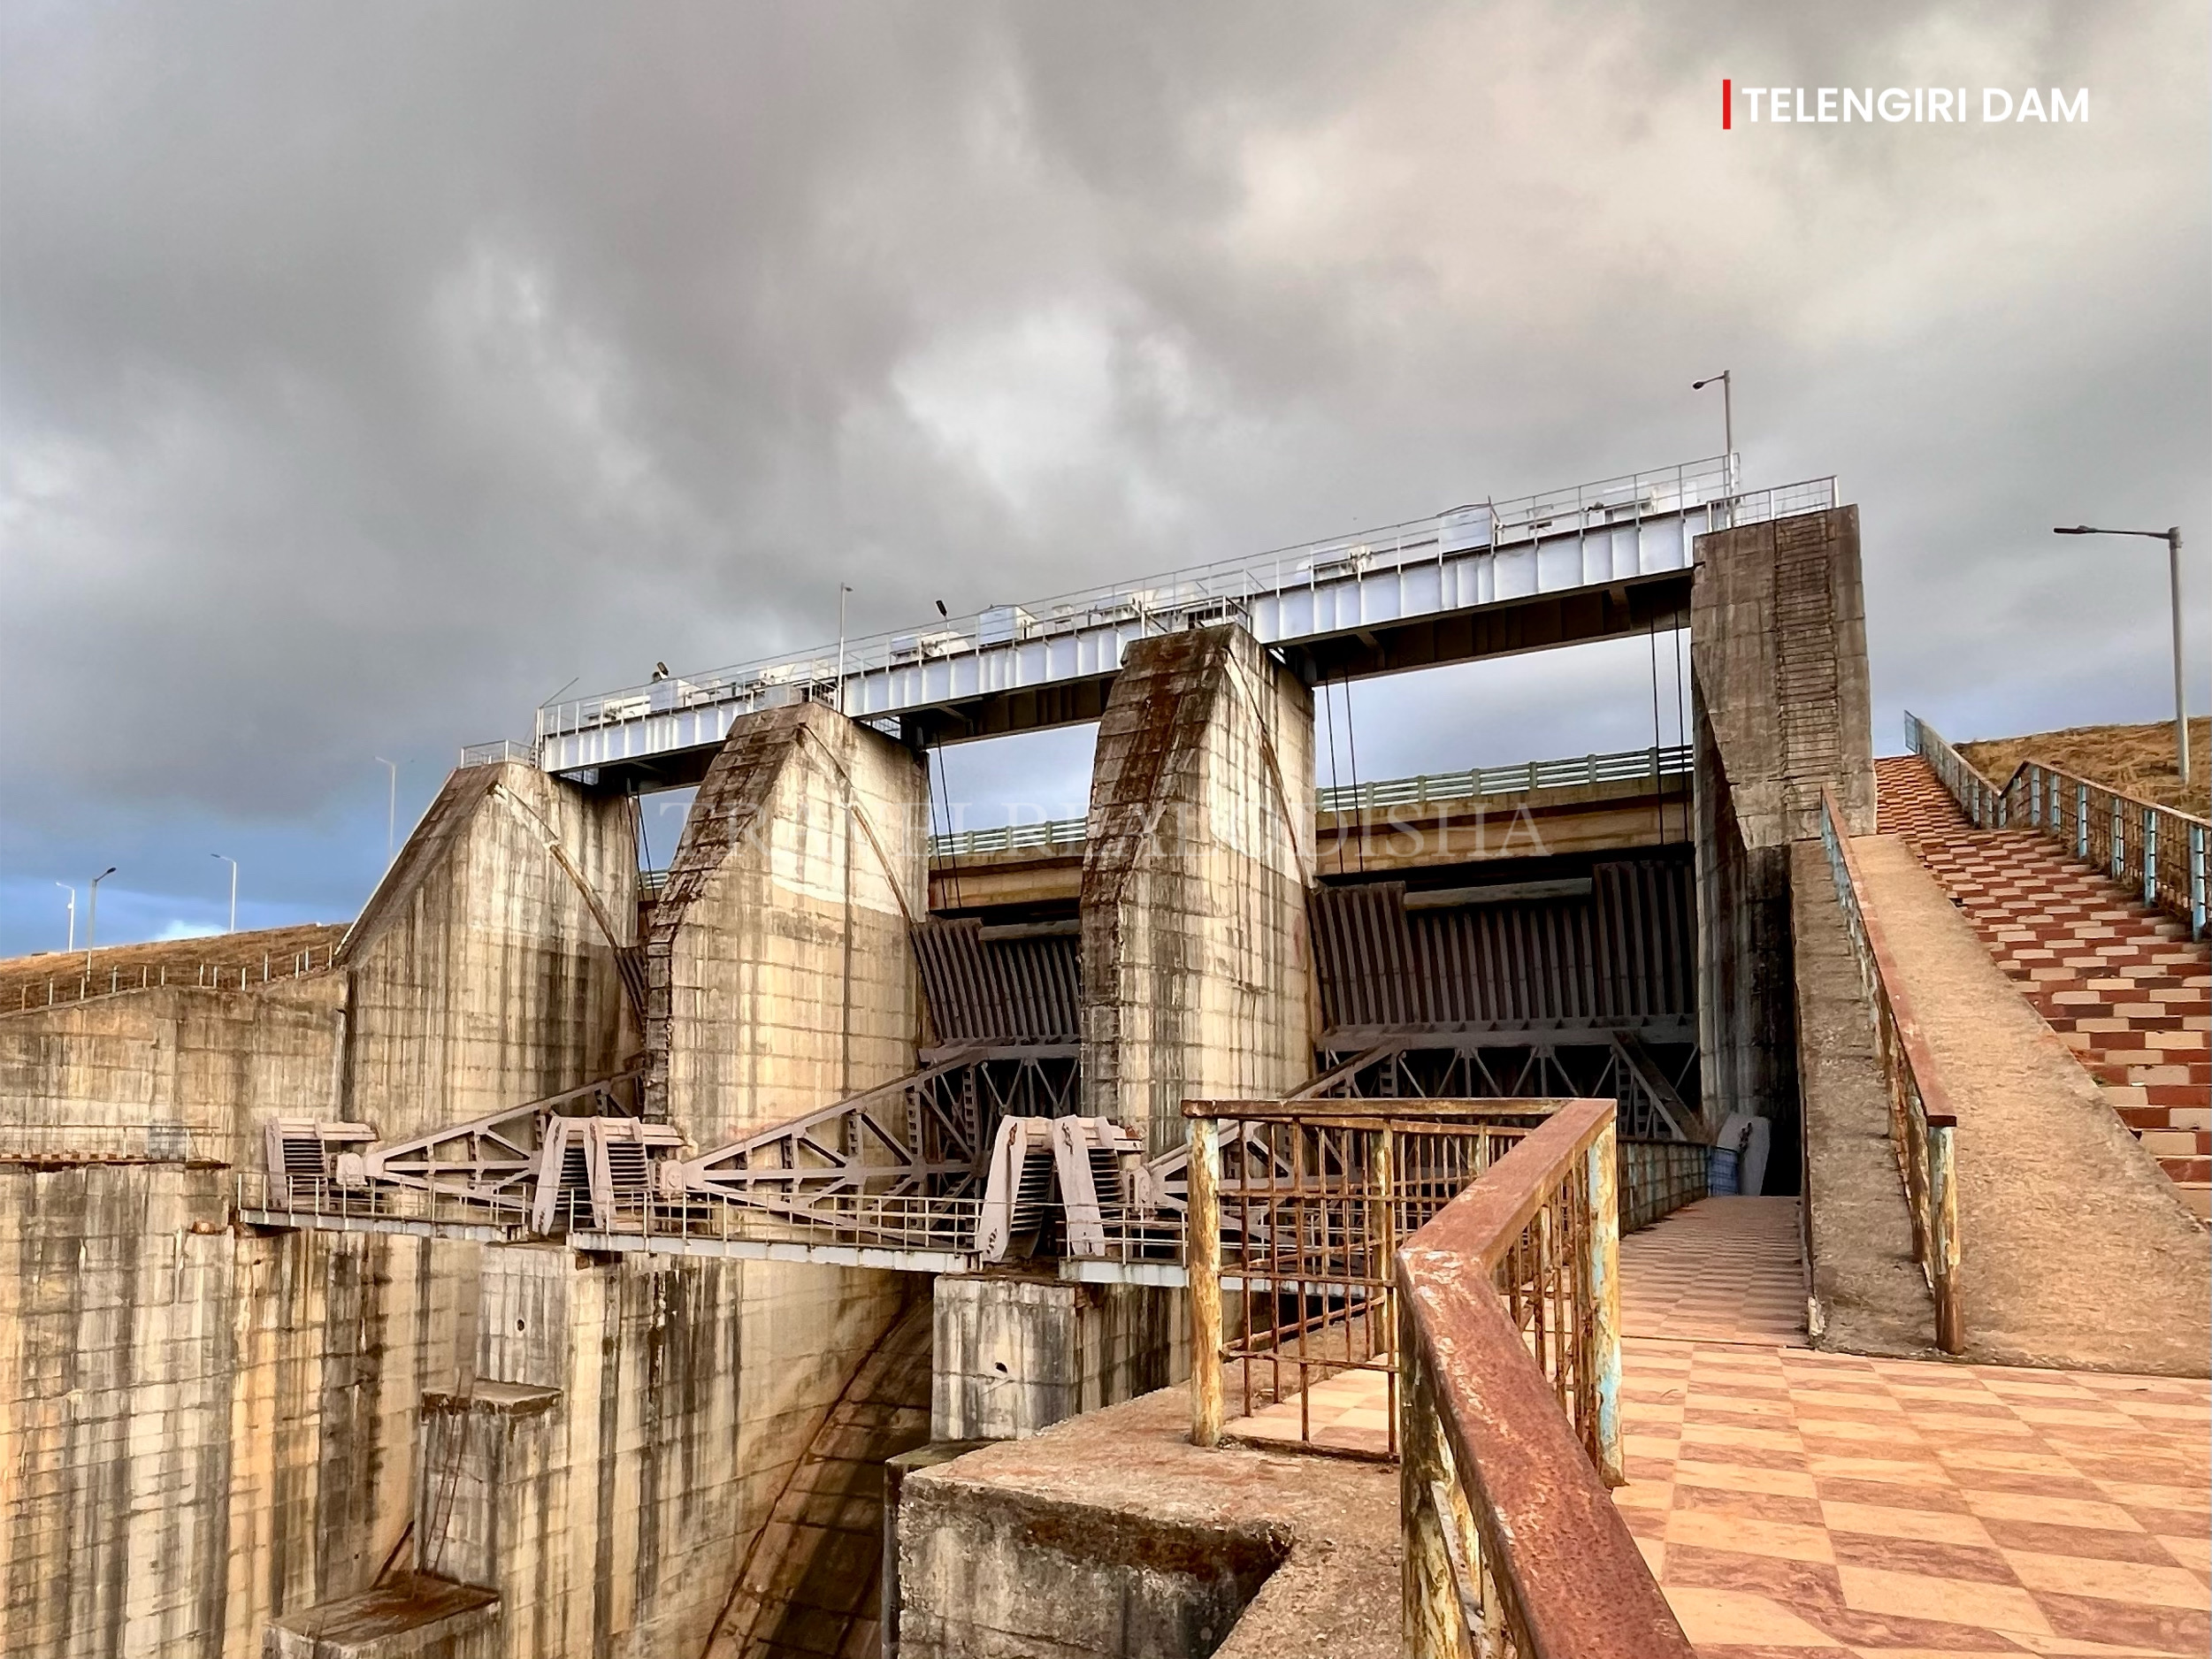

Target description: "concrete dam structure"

left=2, top=473, right=1963, bottom=1657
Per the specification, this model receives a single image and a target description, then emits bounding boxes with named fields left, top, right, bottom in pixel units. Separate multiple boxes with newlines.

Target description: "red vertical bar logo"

left=1722, top=78, right=1733, bottom=129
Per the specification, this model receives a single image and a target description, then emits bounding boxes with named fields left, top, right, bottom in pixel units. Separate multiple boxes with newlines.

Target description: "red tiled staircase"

left=1876, top=755, right=2211, bottom=1220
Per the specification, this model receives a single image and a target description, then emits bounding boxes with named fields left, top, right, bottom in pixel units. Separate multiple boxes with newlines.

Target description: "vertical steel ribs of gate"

left=1307, top=864, right=1694, bottom=1032
left=1199, top=1104, right=1541, bottom=1456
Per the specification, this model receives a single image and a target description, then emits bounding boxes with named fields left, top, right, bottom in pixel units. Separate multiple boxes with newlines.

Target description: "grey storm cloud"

left=2, top=0, right=2206, bottom=947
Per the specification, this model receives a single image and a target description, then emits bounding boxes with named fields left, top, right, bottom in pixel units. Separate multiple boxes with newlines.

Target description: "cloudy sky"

left=4, top=1, right=2205, bottom=952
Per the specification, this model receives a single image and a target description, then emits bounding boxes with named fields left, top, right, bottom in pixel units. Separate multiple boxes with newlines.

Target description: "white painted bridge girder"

left=528, top=463, right=1834, bottom=776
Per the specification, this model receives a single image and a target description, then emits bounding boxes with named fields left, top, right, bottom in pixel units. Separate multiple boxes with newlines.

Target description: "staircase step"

left=1876, top=753, right=2210, bottom=1221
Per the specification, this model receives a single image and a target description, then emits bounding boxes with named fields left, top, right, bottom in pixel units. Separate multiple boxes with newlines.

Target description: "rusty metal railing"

left=1185, top=1099, right=1567, bottom=1456
left=1397, top=1098, right=1693, bottom=1658
left=235, top=1169, right=534, bottom=1236
left=1819, top=784, right=1963, bottom=1352
left=1905, top=711, right=2209, bottom=938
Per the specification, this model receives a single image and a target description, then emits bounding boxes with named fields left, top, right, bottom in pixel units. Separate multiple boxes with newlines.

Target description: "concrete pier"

left=930, top=1273, right=1186, bottom=1441
left=344, top=760, right=638, bottom=1141
left=1080, top=625, right=1315, bottom=1151
left=647, top=700, right=928, bottom=1142
left=1691, top=506, right=1874, bottom=1143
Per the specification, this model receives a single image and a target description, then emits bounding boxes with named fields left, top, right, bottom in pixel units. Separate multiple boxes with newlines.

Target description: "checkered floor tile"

left=1620, top=1196, right=1808, bottom=1347
left=1225, top=1365, right=1396, bottom=1458
left=1877, top=756, right=2210, bottom=1219
left=1236, top=1199, right=2210, bottom=1653
left=1619, top=1337, right=2212, bottom=1655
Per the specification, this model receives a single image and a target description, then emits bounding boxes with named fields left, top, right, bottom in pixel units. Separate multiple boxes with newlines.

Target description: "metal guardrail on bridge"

left=1183, top=1098, right=1546, bottom=1458
left=1905, top=711, right=2210, bottom=938
left=902, top=742, right=1695, bottom=866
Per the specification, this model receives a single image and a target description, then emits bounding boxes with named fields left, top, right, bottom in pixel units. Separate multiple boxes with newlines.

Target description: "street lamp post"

left=2053, top=525, right=2190, bottom=789
left=86, top=866, right=117, bottom=975
left=212, top=853, right=239, bottom=933
left=375, top=758, right=398, bottom=862
left=1692, top=371, right=1735, bottom=493
left=55, top=883, right=75, bottom=953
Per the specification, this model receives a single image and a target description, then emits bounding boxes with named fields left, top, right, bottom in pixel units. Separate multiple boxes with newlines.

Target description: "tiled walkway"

left=1233, top=1199, right=2212, bottom=1653
left=1877, top=755, right=2211, bottom=1219
left=1620, top=1196, right=1806, bottom=1346
left=1617, top=1335, right=2211, bottom=1655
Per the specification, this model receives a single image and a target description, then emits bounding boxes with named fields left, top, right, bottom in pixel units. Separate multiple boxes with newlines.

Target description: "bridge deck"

left=527, top=466, right=1835, bottom=782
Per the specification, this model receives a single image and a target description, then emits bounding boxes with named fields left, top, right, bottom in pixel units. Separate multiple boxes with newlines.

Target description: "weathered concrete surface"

left=1690, top=507, right=1875, bottom=850
left=1082, top=626, right=1314, bottom=1151
left=0, top=759, right=631, bottom=1172
left=1854, top=835, right=2211, bottom=1375
left=648, top=701, right=927, bottom=1143
left=0, top=724, right=938, bottom=1659
left=264, top=1574, right=500, bottom=1659
left=1787, top=842, right=1942, bottom=1357
left=704, top=1291, right=935, bottom=1659
left=1691, top=506, right=1875, bottom=1143
left=0, top=1164, right=473, bottom=1659
left=636, top=704, right=934, bottom=1655
left=0, top=975, right=342, bottom=1167
left=342, top=760, right=636, bottom=1143
left=932, top=1273, right=1186, bottom=1442
left=899, top=1383, right=1397, bottom=1659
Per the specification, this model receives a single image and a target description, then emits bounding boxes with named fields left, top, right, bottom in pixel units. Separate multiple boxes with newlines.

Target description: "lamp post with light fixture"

left=86, top=866, right=117, bottom=975
left=2052, top=524, right=2189, bottom=790
left=1692, top=371, right=1735, bottom=494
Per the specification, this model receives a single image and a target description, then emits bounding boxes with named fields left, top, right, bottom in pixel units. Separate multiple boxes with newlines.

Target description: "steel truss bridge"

left=239, top=1036, right=1698, bottom=1283
left=514, top=461, right=1834, bottom=786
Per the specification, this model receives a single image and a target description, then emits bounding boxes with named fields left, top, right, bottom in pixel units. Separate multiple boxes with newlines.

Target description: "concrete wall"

left=0, top=1163, right=472, bottom=1659
left=393, top=1245, right=924, bottom=1659
left=931, top=1273, right=1188, bottom=1443
left=647, top=702, right=927, bottom=1143
left=1082, top=626, right=1315, bottom=1150
left=0, top=977, right=342, bottom=1169
left=1691, top=506, right=1874, bottom=1140
left=343, top=761, right=635, bottom=1143
left=616, top=705, right=934, bottom=1654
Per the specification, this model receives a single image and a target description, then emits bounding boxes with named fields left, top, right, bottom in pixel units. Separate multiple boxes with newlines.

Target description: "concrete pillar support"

left=931, top=1271, right=1187, bottom=1441
left=1690, top=505, right=1875, bottom=1140
left=646, top=700, right=929, bottom=1144
left=341, top=759, right=638, bottom=1143
left=1080, top=624, right=1315, bottom=1151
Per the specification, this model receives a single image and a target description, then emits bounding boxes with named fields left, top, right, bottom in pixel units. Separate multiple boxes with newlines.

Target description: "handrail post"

left=1188, top=1114, right=1225, bottom=1448
left=1397, top=1314, right=1461, bottom=1659
left=1928, top=1122, right=1962, bottom=1355
left=1582, top=1117, right=1624, bottom=1486
left=2142, top=806, right=2156, bottom=909
left=1375, top=1120, right=1399, bottom=1456
left=2192, top=822, right=2208, bottom=940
